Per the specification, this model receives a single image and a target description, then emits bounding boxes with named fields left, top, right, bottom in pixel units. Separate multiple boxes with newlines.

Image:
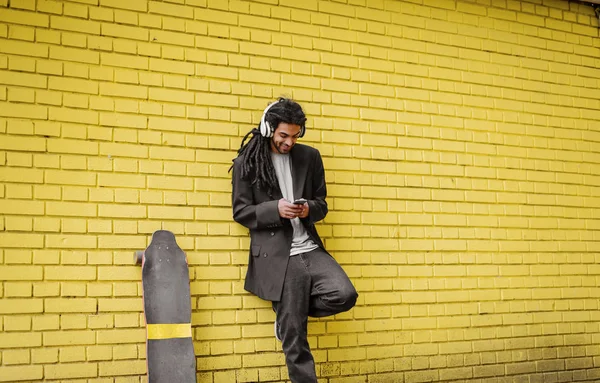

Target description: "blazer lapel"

left=290, top=146, right=307, bottom=200
left=272, top=185, right=283, bottom=200
left=267, top=174, right=283, bottom=200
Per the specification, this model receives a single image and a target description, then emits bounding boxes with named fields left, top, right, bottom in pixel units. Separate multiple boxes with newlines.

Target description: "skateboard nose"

left=134, top=251, right=144, bottom=265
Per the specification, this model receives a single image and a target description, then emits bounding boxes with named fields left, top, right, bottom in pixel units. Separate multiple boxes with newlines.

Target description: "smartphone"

left=293, top=198, right=307, bottom=205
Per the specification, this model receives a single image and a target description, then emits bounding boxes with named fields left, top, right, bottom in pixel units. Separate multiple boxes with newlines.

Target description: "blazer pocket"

left=251, top=244, right=261, bottom=257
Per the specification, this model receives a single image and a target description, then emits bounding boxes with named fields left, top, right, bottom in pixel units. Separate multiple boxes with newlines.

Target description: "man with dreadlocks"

left=230, top=97, right=358, bottom=382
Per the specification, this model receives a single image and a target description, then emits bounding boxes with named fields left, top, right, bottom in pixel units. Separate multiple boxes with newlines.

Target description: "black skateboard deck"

left=135, top=230, right=196, bottom=383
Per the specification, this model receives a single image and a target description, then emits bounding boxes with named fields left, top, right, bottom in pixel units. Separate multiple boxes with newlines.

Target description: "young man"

left=230, top=97, right=358, bottom=382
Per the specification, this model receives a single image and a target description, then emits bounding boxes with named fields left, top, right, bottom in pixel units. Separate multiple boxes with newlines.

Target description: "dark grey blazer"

left=231, top=143, right=328, bottom=301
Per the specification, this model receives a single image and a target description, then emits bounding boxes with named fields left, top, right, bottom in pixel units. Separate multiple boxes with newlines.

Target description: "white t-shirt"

left=271, top=152, right=318, bottom=256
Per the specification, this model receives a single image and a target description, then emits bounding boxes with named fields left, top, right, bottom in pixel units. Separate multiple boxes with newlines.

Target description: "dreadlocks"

left=230, top=128, right=279, bottom=194
left=229, top=97, right=307, bottom=195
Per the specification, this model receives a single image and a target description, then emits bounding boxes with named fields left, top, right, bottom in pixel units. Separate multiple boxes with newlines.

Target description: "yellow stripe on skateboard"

left=147, top=323, right=192, bottom=340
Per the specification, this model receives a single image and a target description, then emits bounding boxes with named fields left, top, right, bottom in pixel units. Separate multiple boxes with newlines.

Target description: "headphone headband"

left=258, top=99, right=306, bottom=138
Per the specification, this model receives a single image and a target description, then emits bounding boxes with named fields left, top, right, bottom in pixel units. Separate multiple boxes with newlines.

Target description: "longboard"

left=135, top=230, right=196, bottom=383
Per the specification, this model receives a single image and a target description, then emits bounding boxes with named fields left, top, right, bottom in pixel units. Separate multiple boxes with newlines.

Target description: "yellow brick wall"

left=0, top=0, right=599, bottom=381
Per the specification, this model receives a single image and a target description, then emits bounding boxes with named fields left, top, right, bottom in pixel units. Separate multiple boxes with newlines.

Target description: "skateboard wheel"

left=134, top=250, right=144, bottom=265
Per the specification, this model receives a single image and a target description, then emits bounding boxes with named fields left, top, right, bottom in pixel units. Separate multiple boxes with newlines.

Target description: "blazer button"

left=263, top=253, right=267, bottom=257
left=270, top=232, right=274, bottom=236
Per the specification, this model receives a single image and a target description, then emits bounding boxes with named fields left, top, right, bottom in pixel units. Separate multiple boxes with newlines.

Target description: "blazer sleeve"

left=305, top=149, right=328, bottom=225
left=231, top=158, right=283, bottom=230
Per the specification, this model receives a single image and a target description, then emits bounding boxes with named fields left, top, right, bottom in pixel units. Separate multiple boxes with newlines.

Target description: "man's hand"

left=297, top=202, right=309, bottom=219
left=278, top=198, right=303, bottom=219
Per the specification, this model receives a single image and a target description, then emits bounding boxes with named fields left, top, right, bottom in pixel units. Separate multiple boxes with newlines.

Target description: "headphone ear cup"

left=260, top=101, right=279, bottom=137
left=299, top=126, right=305, bottom=138
left=260, top=118, right=268, bottom=137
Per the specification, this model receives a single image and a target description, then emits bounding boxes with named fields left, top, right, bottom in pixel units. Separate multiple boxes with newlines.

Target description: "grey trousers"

left=272, top=248, right=358, bottom=383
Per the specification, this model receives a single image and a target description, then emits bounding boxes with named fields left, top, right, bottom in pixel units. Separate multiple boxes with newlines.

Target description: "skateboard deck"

left=135, top=230, right=196, bottom=383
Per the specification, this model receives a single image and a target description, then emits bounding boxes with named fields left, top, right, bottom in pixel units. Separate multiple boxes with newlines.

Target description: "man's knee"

left=336, top=284, right=358, bottom=311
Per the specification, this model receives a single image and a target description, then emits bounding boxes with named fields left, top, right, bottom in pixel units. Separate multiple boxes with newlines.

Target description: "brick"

left=44, top=362, right=98, bottom=380
left=101, top=23, right=148, bottom=41
left=99, top=0, right=146, bottom=11
left=7, top=24, right=35, bottom=42
left=37, top=0, right=63, bottom=15
left=0, top=233, right=44, bottom=248
left=58, top=346, right=86, bottom=362
left=8, top=0, right=35, bottom=11
left=98, top=204, right=146, bottom=218
left=48, top=107, right=98, bottom=124
left=50, top=15, right=100, bottom=34
left=44, top=233, right=97, bottom=248
left=44, top=330, right=95, bottom=346
left=3, top=43, right=43, bottom=64
left=149, top=29, right=195, bottom=47
left=100, top=82, right=147, bottom=99
left=0, top=199, right=44, bottom=215
left=5, top=282, right=33, bottom=297
left=97, top=266, right=139, bottom=281
left=42, top=171, right=94, bottom=188
left=0, top=102, right=48, bottom=119
left=99, top=360, right=147, bottom=376
left=44, top=298, right=96, bottom=313
left=45, top=266, right=96, bottom=280
left=33, top=282, right=60, bottom=298
left=0, top=265, right=42, bottom=280
left=0, top=8, right=48, bottom=27
left=7, top=87, right=35, bottom=103
left=49, top=45, right=98, bottom=65
left=0, top=298, right=43, bottom=316
left=149, top=87, right=195, bottom=104
left=149, top=146, right=195, bottom=162
left=98, top=173, right=145, bottom=188
left=96, top=329, right=145, bottom=344
left=100, top=112, right=146, bottom=129
left=45, top=201, right=96, bottom=217
left=0, top=365, right=43, bottom=382
left=99, top=142, right=148, bottom=159
left=97, top=235, right=146, bottom=249
left=61, top=1, right=87, bottom=18
left=48, top=76, right=98, bottom=94
left=148, top=206, right=193, bottom=220
left=101, top=52, right=148, bottom=70
left=0, top=70, right=47, bottom=89
left=31, top=347, right=59, bottom=363
left=196, top=35, right=239, bottom=53
left=8, top=57, right=36, bottom=74
left=149, top=116, right=194, bottom=133
left=86, top=345, right=113, bottom=361
left=0, top=332, right=42, bottom=348
left=98, top=298, right=143, bottom=314
left=3, top=348, right=31, bottom=365
left=149, top=58, right=194, bottom=75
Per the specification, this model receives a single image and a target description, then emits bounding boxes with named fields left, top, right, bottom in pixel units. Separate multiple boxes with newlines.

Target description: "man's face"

left=270, top=122, right=302, bottom=154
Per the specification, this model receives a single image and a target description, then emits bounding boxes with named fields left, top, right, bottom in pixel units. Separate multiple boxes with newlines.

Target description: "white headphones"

left=259, top=100, right=305, bottom=138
